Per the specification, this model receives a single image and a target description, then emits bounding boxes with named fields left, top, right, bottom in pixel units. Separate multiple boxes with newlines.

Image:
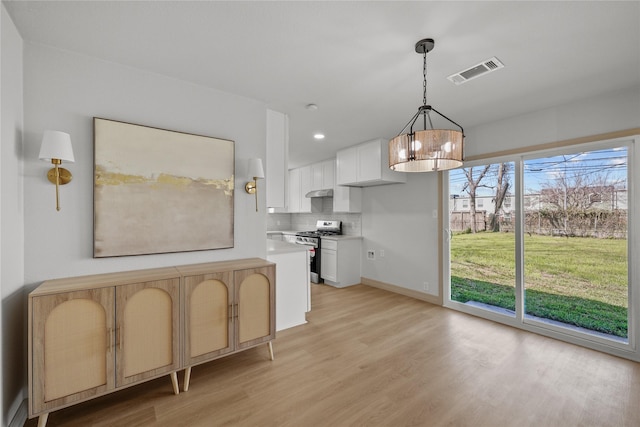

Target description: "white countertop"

left=268, top=231, right=362, bottom=241
left=266, top=239, right=308, bottom=255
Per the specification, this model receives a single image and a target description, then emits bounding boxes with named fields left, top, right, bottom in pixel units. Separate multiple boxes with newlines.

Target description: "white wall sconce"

left=39, top=130, right=75, bottom=211
left=245, top=158, right=264, bottom=212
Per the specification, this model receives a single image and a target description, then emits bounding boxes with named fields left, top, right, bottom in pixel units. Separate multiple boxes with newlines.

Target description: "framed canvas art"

left=93, top=118, right=234, bottom=257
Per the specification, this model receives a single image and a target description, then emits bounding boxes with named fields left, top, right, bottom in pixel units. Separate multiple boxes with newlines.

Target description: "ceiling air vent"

left=447, top=57, right=505, bottom=85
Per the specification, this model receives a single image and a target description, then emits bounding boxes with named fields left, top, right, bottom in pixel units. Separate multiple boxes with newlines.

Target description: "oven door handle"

left=295, top=241, right=317, bottom=248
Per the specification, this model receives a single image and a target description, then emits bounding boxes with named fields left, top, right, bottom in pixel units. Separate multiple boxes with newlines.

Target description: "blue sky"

left=449, top=147, right=628, bottom=197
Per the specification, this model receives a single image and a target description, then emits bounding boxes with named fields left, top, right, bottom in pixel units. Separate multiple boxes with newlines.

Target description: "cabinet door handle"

left=235, top=303, right=239, bottom=319
left=228, top=304, right=233, bottom=320
left=107, top=327, right=112, bottom=353
left=118, top=326, right=123, bottom=351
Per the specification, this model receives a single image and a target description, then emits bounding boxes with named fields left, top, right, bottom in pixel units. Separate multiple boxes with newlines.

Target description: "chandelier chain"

left=422, top=51, right=427, bottom=106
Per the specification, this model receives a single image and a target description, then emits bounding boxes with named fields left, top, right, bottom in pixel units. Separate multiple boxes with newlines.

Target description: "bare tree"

left=490, top=163, right=511, bottom=232
left=538, top=159, right=624, bottom=237
left=462, top=165, right=491, bottom=233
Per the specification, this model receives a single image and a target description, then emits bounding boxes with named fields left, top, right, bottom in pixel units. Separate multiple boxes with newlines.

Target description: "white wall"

left=360, top=87, right=640, bottom=297
left=1, top=5, right=25, bottom=426
left=23, top=42, right=268, bottom=286
left=465, top=87, right=640, bottom=158
left=361, top=173, right=439, bottom=295
left=0, top=38, right=270, bottom=425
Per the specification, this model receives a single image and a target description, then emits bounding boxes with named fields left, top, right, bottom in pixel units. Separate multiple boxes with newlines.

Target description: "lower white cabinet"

left=321, top=238, right=361, bottom=287
left=321, top=243, right=338, bottom=282
left=267, top=244, right=310, bottom=330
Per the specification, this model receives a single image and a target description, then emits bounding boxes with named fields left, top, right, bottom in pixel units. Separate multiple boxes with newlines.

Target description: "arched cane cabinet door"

left=31, top=288, right=115, bottom=414
left=234, top=265, right=276, bottom=349
left=183, top=271, right=234, bottom=366
left=115, top=278, right=180, bottom=387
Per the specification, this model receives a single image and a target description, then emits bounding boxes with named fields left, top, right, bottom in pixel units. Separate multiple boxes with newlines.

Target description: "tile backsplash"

left=267, top=213, right=293, bottom=230
left=267, top=198, right=361, bottom=235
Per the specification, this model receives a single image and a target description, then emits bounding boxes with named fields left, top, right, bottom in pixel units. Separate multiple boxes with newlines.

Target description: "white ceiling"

left=4, top=1, right=640, bottom=168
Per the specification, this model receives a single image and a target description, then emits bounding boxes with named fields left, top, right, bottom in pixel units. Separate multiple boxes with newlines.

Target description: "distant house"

left=450, top=187, right=627, bottom=236
left=449, top=194, right=515, bottom=231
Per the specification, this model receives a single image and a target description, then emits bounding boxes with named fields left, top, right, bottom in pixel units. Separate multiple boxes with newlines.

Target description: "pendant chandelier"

left=389, top=38, right=464, bottom=172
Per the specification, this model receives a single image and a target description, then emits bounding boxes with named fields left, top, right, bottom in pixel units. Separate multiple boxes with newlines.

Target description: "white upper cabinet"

left=310, top=160, right=335, bottom=191
left=289, top=158, right=358, bottom=213
left=336, top=146, right=358, bottom=184
left=288, top=165, right=315, bottom=213
left=311, top=163, right=323, bottom=191
left=288, top=168, right=301, bottom=213
left=336, top=138, right=406, bottom=187
left=299, top=165, right=312, bottom=212
left=266, top=109, right=288, bottom=209
left=357, top=140, right=384, bottom=182
left=321, top=160, right=335, bottom=190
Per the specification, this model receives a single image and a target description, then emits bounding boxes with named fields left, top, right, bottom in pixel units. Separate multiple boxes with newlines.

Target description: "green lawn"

left=450, top=232, right=628, bottom=337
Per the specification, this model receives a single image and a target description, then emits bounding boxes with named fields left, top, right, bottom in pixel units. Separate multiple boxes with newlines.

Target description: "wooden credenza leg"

left=183, top=366, right=192, bottom=392
left=268, top=341, right=275, bottom=361
left=170, top=372, right=179, bottom=395
left=37, top=413, right=49, bottom=427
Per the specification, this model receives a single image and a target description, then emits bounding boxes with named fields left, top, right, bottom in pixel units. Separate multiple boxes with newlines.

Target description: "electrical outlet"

left=367, top=250, right=375, bottom=260
left=423, top=281, right=429, bottom=292
left=380, top=250, right=385, bottom=257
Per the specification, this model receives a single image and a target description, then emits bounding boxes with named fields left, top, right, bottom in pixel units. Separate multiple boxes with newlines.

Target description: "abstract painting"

left=93, top=118, right=234, bottom=257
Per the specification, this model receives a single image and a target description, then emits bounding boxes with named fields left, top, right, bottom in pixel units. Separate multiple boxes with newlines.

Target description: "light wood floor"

left=26, top=283, right=640, bottom=427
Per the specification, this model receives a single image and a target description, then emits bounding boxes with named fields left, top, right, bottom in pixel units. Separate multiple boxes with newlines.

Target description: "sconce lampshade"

left=39, top=130, right=75, bottom=163
left=248, top=158, right=264, bottom=179
left=39, top=130, right=74, bottom=212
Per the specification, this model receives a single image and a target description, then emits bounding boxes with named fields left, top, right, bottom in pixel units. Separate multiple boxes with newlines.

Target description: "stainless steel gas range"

left=295, top=220, right=342, bottom=283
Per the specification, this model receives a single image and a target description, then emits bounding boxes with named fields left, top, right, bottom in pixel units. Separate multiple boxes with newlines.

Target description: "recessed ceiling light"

left=314, top=133, right=325, bottom=140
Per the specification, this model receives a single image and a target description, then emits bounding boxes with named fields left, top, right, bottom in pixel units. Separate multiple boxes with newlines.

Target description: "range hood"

left=305, top=189, right=333, bottom=198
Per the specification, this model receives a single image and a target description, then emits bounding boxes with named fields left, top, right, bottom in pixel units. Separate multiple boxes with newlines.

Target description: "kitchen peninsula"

left=266, top=239, right=310, bottom=331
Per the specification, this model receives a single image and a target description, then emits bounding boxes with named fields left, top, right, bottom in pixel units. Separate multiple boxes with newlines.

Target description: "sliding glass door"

left=522, top=147, right=629, bottom=342
left=445, top=139, right=634, bottom=352
left=448, top=162, right=516, bottom=316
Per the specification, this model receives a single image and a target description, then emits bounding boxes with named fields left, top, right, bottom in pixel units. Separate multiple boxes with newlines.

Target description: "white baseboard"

left=361, top=277, right=443, bottom=306
left=8, top=399, right=27, bottom=427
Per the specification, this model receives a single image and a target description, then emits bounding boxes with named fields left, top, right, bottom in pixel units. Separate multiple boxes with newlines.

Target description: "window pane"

left=523, top=147, right=628, bottom=340
left=449, top=163, right=516, bottom=316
